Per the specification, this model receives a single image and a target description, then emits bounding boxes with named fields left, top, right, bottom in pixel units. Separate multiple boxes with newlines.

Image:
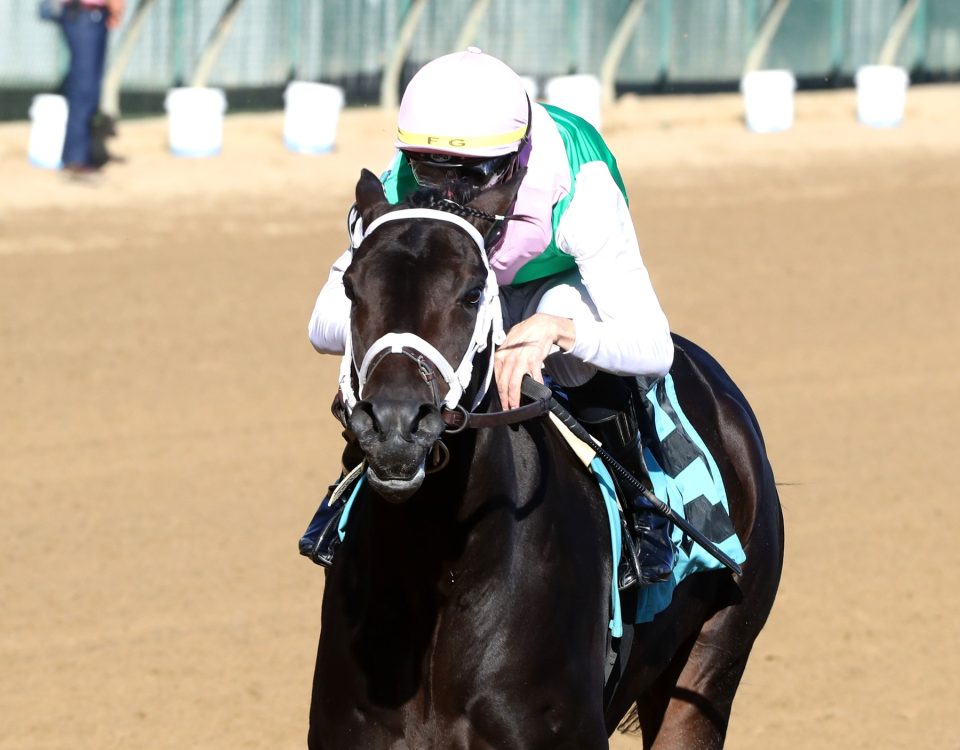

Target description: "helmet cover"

left=396, top=47, right=530, bottom=158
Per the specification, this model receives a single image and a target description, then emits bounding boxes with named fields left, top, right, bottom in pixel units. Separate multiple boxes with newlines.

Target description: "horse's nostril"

left=413, top=403, right=444, bottom=437
left=410, top=403, right=430, bottom=434
left=355, top=399, right=442, bottom=442
left=350, top=401, right=381, bottom=437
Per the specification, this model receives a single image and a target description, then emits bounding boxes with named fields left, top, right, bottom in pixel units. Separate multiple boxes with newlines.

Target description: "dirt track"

left=2, top=85, right=959, bottom=749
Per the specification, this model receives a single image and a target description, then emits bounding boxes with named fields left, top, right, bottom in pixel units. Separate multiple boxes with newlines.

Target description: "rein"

left=440, top=397, right=553, bottom=432
left=332, top=376, right=553, bottom=434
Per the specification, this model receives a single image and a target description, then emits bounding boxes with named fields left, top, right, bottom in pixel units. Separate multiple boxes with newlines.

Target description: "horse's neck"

left=322, top=422, right=611, bottom=723
left=342, top=421, right=610, bottom=656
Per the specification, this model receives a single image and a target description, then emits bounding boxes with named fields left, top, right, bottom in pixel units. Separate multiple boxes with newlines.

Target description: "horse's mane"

left=407, top=183, right=481, bottom=208
left=402, top=185, right=531, bottom=228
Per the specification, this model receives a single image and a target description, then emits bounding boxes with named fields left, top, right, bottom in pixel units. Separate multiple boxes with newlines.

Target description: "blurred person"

left=300, top=48, right=676, bottom=589
left=59, top=0, right=125, bottom=177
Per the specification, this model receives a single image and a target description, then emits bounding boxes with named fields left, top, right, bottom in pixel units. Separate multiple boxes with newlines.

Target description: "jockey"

left=301, top=48, right=676, bottom=589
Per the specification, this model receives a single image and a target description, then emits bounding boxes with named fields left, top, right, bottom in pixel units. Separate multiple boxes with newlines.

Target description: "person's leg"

left=561, top=372, right=676, bottom=587
left=532, top=273, right=676, bottom=587
left=60, top=7, right=108, bottom=168
left=299, top=440, right=365, bottom=567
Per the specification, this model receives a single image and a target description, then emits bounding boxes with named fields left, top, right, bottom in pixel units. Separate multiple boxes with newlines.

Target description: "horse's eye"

left=463, top=287, right=483, bottom=307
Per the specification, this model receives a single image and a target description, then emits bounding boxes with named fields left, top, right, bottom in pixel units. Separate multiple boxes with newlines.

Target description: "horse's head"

left=341, top=168, right=522, bottom=502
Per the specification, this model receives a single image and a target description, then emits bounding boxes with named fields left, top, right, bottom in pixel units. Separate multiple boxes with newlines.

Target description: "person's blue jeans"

left=60, top=6, right=108, bottom=167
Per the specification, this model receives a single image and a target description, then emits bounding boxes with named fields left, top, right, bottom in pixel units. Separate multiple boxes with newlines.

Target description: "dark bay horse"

left=308, top=169, right=784, bottom=749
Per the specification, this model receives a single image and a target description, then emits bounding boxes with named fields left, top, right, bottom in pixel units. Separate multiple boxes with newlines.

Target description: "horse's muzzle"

left=366, top=466, right=426, bottom=502
left=348, top=398, right=445, bottom=503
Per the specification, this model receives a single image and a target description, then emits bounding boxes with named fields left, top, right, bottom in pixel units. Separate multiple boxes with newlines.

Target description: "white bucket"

left=544, top=74, right=602, bottom=131
left=164, top=87, right=227, bottom=157
left=740, top=69, right=796, bottom=133
left=283, top=81, right=345, bottom=154
left=27, top=94, right=68, bottom=169
left=855, top=65, right=909, bottom=128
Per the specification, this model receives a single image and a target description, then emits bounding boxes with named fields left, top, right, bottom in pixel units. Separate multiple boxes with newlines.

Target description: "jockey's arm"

left=308, top=248, right=352, bottom=354
left=556, top=162, right=674, bottom=377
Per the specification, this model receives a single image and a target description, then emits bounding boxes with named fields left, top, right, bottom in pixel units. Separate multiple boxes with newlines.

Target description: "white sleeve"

left=555, top=162, right=674, bottom=377
left=307, top=248, right=353, bottom=354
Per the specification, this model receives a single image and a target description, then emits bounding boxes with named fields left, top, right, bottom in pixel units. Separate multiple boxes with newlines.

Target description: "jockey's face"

left=404, top=150, right=519, bottom=194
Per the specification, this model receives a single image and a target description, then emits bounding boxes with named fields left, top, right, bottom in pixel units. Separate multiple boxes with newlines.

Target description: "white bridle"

left=338, top=206, right=505, bottom=414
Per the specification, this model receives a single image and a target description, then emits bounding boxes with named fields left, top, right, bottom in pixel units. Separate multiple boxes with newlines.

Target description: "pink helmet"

left=396, top=48, right=530, bottom=159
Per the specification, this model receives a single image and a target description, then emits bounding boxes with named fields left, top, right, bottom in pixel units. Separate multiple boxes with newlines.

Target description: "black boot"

left=298, top=481, right=348, bottom=567
left=564, top=374, right=677, bottom=588
left=298, top=441, right=364, bottom=568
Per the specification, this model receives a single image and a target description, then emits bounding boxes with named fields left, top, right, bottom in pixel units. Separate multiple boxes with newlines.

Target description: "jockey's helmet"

left=396, top=47, right=530, bottom=191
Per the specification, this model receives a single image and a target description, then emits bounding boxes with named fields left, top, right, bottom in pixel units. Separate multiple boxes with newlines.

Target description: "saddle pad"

left=631, top=373, right=746, bottom=624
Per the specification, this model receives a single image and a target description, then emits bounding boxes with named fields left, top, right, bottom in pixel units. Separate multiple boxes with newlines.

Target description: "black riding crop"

left=520, top=376, right=743, bottom=576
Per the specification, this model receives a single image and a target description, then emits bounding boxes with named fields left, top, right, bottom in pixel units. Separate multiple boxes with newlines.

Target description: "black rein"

left=440, top=396, right=553, bottom=433
left=331, top=390, right=553, bottom=434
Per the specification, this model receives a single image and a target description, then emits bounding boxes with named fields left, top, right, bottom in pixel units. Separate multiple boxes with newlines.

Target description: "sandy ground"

left=1, top=85, right=959, bottom=749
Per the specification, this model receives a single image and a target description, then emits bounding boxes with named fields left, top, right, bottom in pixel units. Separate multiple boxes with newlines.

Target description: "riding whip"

left=520, top=376, right=743, bottom=576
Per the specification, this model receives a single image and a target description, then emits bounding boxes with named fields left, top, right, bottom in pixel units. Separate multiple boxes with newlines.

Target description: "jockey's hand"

left=494, top=313, right=575, bottom=410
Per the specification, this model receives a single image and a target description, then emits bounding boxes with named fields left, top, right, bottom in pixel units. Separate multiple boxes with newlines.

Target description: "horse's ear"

left=355, top=168, right=391, bottom=228
left=463, top=168, right=527, bottom=234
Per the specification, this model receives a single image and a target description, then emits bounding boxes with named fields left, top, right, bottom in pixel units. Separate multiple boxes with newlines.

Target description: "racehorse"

left=307, top=168, right=784, bottom=749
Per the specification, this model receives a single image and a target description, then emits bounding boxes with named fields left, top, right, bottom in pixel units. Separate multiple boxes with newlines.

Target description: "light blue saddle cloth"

left=595, top=373, right=746, bottom=636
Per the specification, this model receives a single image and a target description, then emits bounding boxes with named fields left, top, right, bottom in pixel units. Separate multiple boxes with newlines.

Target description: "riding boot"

left=298, top=481, right=347, bottom=567
left=298, top=440, right=364, bottom=568
left=564, top=374, right=677, bottom=589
